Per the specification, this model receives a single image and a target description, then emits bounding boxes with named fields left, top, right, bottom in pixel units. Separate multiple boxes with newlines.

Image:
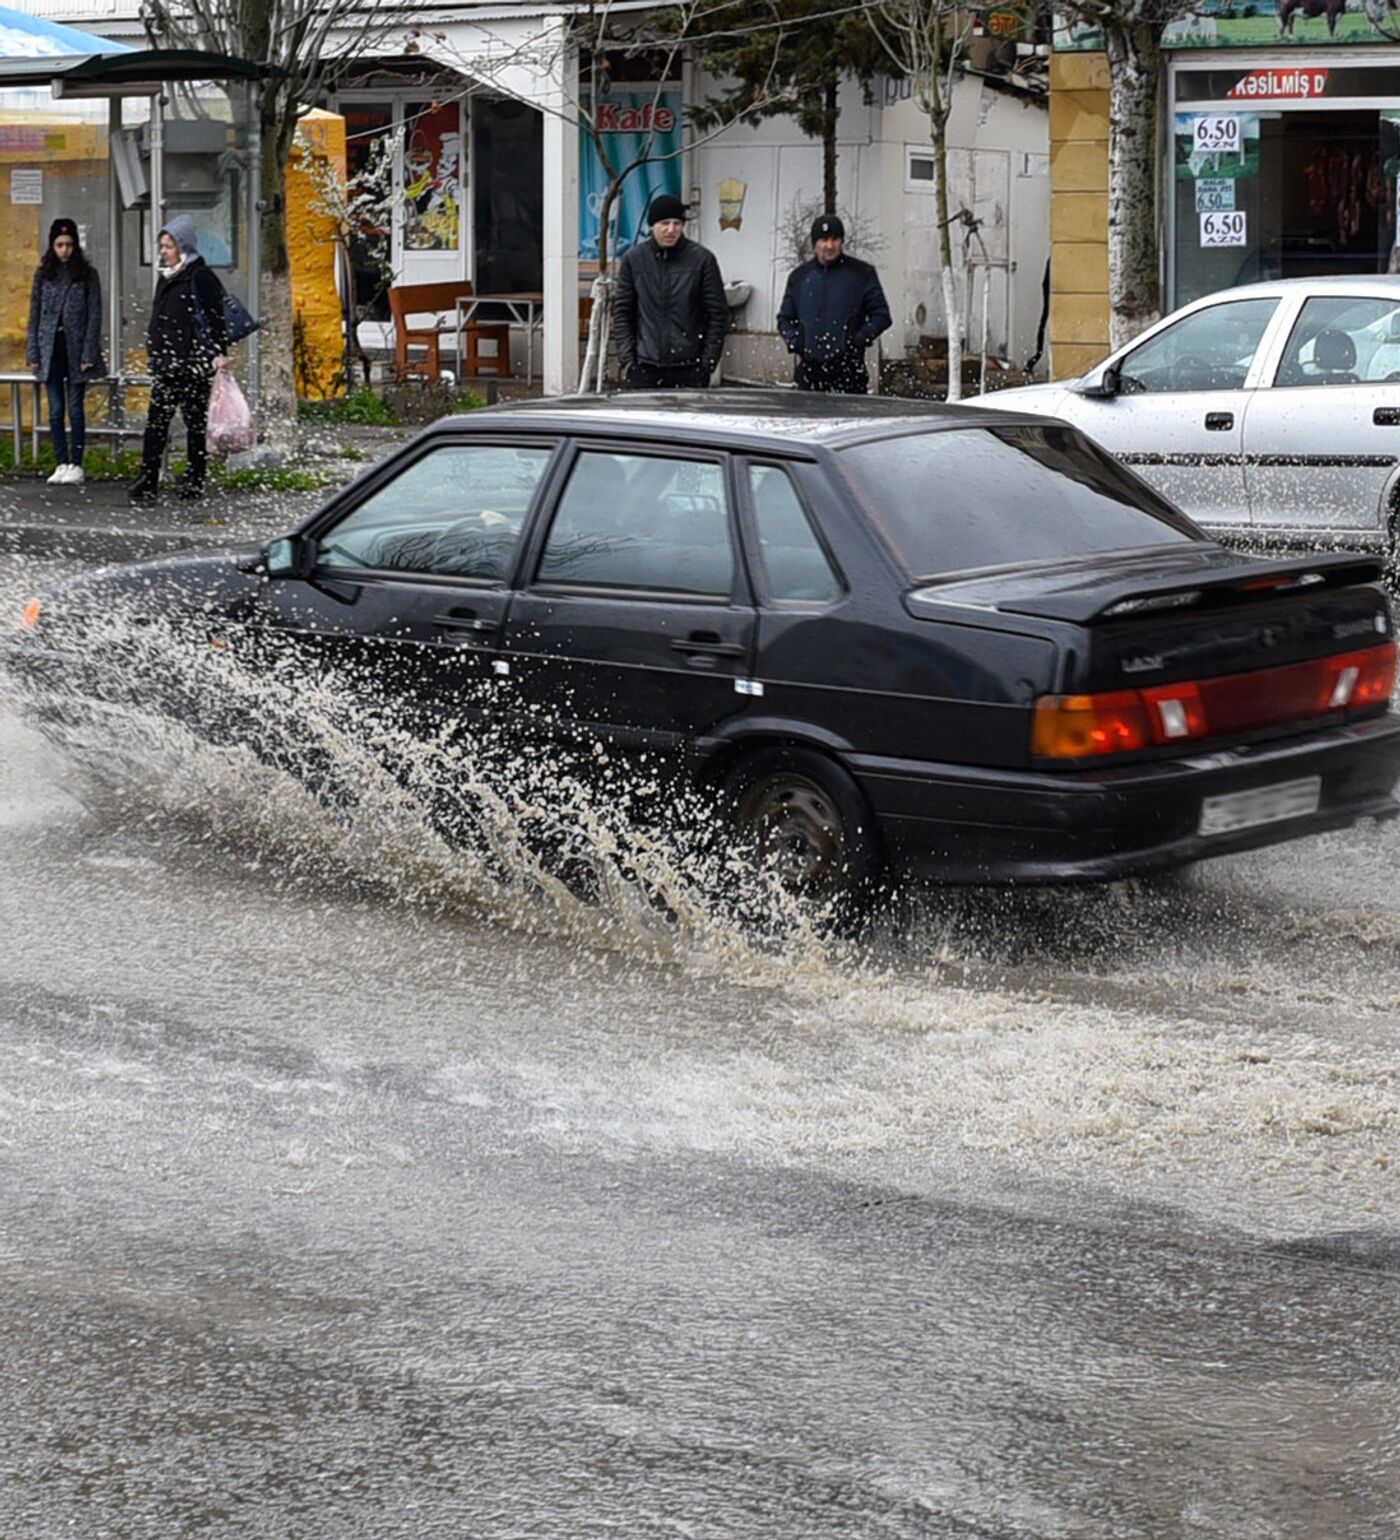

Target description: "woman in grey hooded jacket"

left=26, top=217, right=104, bottom=486
left=128, top=216, right=230, bottom=503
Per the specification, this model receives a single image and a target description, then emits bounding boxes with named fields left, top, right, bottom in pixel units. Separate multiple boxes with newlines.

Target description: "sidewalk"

left=0, top=423, right=416, bottom=565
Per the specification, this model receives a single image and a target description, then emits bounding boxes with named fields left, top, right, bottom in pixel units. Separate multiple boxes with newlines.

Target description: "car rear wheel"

left=725, top=745, right=883, bottom=904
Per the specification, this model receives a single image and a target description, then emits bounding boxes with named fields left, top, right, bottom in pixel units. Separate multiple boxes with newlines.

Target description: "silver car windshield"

left=838, top=424, right=1201, bottom=580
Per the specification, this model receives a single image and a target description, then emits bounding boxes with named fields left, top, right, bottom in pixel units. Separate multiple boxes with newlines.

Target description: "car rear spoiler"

left=987, top=551, right=1387, bottom=626
left=1038, top=552, right=1383, bottom=624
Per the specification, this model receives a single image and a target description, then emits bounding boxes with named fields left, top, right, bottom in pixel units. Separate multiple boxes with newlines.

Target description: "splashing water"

left=5, top=599, right=859, bottom=986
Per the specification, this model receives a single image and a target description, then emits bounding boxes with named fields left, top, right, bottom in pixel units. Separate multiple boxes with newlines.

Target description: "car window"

left=317, top=444, right=552, bottom=580
left=1274, top=296, right=1400, bottom=387
left=1117, top=298, right=1278, bottom=394
left=839, top=424, right=1199, bottom=579
left=748, top=464, right=841, bottom=602
left=536, top=450, right=733, bottom=595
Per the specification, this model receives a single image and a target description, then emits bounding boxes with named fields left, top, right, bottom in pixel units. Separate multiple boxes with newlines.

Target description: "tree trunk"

left=930, top=119, right=962, bottom=404
left=258, top=98, right=298, bottom=449
left=1103, top=19, right=1163, bottom=351
left=822, top=74, right=838, bottom=215
left=579, top=176, right=618, bottom=393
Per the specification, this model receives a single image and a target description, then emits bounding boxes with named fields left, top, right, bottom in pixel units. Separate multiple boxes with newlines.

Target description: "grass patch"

left=298, top=386, right=398, bottom=426
left=212, top=464, right=329, bottom=493
left=0, top=440, right=143, bottom=481
left=449, top=389, right=489, bottom=414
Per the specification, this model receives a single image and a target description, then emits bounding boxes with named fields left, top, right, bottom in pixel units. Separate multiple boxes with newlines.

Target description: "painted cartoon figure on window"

left=402, top=104, right=461, bottom=252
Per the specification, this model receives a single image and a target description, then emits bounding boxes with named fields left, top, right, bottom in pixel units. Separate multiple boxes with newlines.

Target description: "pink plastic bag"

left=206, top=368, right=255, bottom=456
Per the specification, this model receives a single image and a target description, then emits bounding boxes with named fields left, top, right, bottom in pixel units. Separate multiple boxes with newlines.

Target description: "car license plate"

left=1198, top=776, right=1321, bottom=837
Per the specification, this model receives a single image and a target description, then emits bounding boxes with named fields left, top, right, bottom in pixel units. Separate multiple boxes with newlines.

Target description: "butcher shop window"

left=1171, top=87, right=1400, bottom=309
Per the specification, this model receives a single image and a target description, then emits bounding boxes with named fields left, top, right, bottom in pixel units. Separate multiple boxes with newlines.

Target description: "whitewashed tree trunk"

left=930, top=122, right=963, bottom=404
left=1103, top=19, right=1165, bottom=350
left=579, top=271, right=613, bottom=393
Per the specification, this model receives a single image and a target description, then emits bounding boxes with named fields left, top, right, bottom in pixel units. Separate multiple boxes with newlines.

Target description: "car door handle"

left=670, top=633, right=745, bottom=657
left=434, top=610, right=498, bottom=637
left=1375, top=408, right=1400, bottom=426
left=1204, top=412, right=1233, bottom=431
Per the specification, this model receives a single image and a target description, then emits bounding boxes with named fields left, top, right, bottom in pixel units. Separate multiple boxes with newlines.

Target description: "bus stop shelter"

left=0, top=28, right=264, bottom=458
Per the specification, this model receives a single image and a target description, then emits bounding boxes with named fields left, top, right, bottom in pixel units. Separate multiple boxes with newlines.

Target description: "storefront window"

left=1171, top=64, right=1400, bottom=308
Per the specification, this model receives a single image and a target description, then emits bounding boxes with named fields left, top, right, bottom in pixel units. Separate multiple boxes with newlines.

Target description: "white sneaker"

left=65, top=464, right=84, bottom=485
left=46, top=464, right=69, bottom=484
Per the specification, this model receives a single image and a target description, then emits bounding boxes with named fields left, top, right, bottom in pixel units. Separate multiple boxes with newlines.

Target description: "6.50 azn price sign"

left=1200, top=210, right=1248, bottom=247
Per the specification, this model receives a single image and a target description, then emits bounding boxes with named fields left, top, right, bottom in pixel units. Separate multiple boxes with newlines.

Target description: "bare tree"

left=294, top=123, right=402, bottom=389
left=869, top=0, right=977, bottom=401
left=1061, top=0, right=1200, bottom=349
left=140, top=0, right=409, bottom=442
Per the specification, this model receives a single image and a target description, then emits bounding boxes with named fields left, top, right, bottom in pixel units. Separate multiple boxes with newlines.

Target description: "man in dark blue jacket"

left=777, top=215, right=892, bottom=394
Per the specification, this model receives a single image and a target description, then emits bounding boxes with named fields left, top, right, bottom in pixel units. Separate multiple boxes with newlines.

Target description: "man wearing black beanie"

left=778, top=214, right=891, bottom=394
left=614, top=193, right=727, bottom=390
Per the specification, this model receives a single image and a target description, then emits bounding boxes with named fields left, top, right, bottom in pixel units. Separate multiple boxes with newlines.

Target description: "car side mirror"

left=263, top=535, right=314, bottom=578
left=1073, top=362, right=1121, bottom=400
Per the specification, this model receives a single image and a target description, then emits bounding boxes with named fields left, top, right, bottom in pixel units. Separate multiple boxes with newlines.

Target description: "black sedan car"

left=12, top=391, right=1400, bottom=896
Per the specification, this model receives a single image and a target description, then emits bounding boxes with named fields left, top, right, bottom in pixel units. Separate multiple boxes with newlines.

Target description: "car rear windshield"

left=838, top=424, right=1200, bottom=579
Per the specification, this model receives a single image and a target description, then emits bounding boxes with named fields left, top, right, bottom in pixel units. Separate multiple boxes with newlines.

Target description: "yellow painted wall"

left=0, top=110, right=347, bottom=419
left=1049, top=51, right=1110, bottom=380
left=0, top=122, right=104, bottom=381
left=289, top=109, right=347, bottom=400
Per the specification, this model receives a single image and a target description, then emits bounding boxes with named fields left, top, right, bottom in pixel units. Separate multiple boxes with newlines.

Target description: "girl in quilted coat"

left=26, top=217, right=104, bottom=486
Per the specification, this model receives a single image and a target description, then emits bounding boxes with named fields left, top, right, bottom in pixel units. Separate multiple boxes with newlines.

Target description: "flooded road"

left=2, top=553, right=1399, bottom=1537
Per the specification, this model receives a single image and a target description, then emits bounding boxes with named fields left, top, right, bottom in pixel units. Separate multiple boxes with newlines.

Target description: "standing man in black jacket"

left=615, top=195, right=727, bottom=390
left=778, top=215, right=892, bottom=394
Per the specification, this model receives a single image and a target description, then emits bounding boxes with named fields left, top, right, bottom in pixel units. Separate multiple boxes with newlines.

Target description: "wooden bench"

left=387, top=281, right=510, bottom=383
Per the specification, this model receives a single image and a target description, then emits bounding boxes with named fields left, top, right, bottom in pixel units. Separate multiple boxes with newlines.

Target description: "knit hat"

left=811, top=214, right=845, bottom=245
left=160, top=215, right=200, bottom=257
left=48, top=217, right=78, bottom=247
left=648, top=194, right=687, bottom=225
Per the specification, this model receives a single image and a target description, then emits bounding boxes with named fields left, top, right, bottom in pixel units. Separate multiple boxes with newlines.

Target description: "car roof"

left=433, top=389, right=1044, bottom=453
left=1180, top=275, right=1400, bottom=306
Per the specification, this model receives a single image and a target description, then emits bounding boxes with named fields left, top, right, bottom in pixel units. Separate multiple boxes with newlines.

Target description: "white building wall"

left=692, top=68, right=1048, bottom=377
left=881, top=80, right=1049, bottom=368
left=690, top=74, right=883, bottom=342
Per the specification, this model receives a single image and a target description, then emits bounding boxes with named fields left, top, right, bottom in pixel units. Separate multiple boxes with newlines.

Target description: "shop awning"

left=0, top=6, right=130, bottom=60
left=0, top=40, right=266, bottom=93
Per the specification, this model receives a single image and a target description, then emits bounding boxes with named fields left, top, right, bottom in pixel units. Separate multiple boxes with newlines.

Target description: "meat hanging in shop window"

left=1306, top=149, right=1330, bottom=218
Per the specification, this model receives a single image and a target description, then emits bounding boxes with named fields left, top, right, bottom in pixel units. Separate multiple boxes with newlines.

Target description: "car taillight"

left=1033, top=641, right=1396, bottom=761
left=1319, top=644, right=1396, bottom=709
left=1031, top=691, right=1150, bottom=758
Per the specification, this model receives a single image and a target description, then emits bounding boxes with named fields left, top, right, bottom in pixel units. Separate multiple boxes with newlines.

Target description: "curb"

left=0, top=521, right=230, bottom=563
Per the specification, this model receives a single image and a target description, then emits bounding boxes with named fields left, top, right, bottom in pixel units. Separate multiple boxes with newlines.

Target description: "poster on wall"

left=1174, top=113, right=1260, bottom=181
left=403, top=101, right=462, bottom=253
left=579, top=91, right=682, bottom=263
left=1056, top=1, right=1400, bottom=48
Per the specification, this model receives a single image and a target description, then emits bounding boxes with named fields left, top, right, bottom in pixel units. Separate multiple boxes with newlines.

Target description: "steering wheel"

left=1169, top=354, right=1214, bottom=391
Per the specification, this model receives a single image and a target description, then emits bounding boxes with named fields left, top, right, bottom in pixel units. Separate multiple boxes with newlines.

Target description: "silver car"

left=974, top=277, right=1400, bottom=561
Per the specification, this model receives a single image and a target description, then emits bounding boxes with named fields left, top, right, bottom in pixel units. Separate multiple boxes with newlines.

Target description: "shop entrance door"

left=339, top=93, right=468, bottom=316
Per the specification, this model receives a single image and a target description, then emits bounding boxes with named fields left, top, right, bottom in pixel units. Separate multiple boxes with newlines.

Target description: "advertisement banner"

left=1056, top=1, right=1400, bottom=49
left=579, top=91, right=683, bottom=263
left=403, top=101, right=462, bottom=253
